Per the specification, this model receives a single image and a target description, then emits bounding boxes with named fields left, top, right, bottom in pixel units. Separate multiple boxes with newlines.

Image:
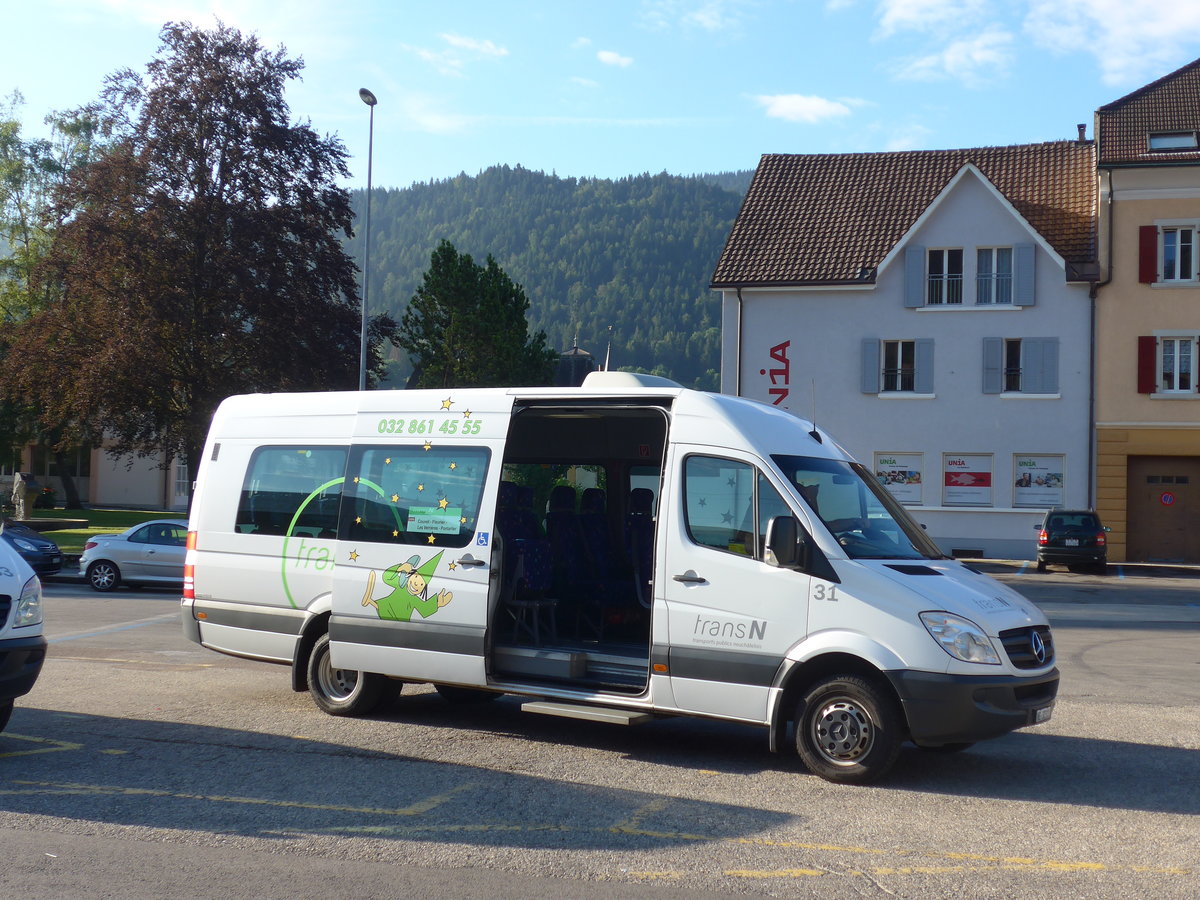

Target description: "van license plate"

left=1033, top=705, right=1053, bottom=724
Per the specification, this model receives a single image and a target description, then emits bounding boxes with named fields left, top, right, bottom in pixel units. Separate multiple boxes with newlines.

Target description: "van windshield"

left=771, top=455, right=945, bottom=560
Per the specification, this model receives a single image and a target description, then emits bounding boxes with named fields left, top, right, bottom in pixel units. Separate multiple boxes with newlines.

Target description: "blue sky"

left=7, top=0, right=1200, bottom=189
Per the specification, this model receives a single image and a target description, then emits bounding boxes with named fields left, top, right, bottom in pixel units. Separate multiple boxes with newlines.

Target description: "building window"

left=1140, top=334, right=1199, bottom=394
left=882, top=340, right=915, bottom=391
left=1004, top=339, right=1023, bottom=391
left=1163, top=227, right=1195, bottom=282
left=927, top=249, right=963, bottom=304
left=976, top=247, right=1013, bottom=304
left=1148, top=132, right=1198, bottom=151
left=861, top=338, right=934, bottom=394
left=983, top=337, right=1059, bottom=394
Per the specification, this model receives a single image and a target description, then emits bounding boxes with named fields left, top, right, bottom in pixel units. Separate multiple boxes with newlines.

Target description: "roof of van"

left=210, top=376, right=850, bottom=462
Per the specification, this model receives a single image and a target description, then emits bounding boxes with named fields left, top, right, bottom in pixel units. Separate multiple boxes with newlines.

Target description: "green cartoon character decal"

left=362, top=550, right=454, bottom=622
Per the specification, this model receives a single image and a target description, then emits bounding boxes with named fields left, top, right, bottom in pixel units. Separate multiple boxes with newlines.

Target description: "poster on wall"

left=1013, top=455, right=1065, bottom=508
left=943, top=454, right=993, bottom=506
left=874, top=453, right=924, bottom=505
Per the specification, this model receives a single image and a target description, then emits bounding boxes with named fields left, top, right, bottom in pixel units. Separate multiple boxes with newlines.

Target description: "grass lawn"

left=8, top=508, right=186, bottom=555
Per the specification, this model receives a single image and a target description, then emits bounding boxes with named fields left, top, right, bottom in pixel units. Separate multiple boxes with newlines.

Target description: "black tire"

left=435, top=684, right=500, bottom=704
left=0, top=700, right=12, bottom=733
left=87, top=560, right=121, bottom=592
left=1035, top=560, right=1047, bottom=573
left=1092, top=562, right=1108, bottom=575
left=306, top=633, right=385, bottom=716
left=795, top=674, right=904, bottom=785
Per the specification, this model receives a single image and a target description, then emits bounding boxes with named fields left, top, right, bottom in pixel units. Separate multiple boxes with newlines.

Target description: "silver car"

left=80, top=519, right=189, bottom=592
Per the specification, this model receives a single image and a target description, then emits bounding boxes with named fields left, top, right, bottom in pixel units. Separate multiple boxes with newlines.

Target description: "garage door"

left=1126, top=456, right=1200, bottom=563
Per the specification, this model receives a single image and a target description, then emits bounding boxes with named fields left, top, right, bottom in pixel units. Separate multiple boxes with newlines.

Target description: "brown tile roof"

left=1097, top=57, right=1200, bottom=166
left=711, top=142, right=1097, bottom=287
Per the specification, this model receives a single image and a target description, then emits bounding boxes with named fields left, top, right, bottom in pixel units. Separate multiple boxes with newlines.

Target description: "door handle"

left=673, top=573, right=707, bottom=585
left=456, top=556, right=488, bottom=568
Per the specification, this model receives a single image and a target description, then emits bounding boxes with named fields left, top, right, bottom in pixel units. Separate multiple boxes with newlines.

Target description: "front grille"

left=0, top=593, right=11, bottom=630
left=999, top=625, right=1054, bottom=669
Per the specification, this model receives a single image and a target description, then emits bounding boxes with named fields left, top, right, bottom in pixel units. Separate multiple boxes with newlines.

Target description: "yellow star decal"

left=460, top=516, right=468, bottom=525
left=441, top=398, right=454, bottom=410
left=438, top=497, right=449, bottom=509
left=427, top=534, right=436, bottom=544
left=448, top=461, right=457, bottom=470
left=462, top=409, right=472, bottom=418
left=385, top=457, right=392, bottom=465
left=353, top=476, right=360, bottom=483
left=349, top=549, right=359, bottom=561
left=423, top=441, right=432, bottom=452
left=355, top=516, right=362, bottom=524
left=417, top=483, right=425, bottom=492
left=392, top=530, right=399, bottom=538
left=448, top=561, right=457, bottom=571
left=391, top=494, right=399, bottom=503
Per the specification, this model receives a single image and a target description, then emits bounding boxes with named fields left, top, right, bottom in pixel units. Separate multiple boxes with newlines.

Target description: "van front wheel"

left=795, top=675, right=903, bottom=785
left=307, top=633, right=385, bottom=716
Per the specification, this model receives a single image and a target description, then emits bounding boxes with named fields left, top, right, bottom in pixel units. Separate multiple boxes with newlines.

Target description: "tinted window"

left=237, top=447, right=347, bottom=536
left=683, top=456, right=791, bottom=561
left=342, top=445, right=490, bottom=549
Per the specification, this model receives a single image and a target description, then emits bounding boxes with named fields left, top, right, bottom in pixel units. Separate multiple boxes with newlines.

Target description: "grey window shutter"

left=904, top=247, right=925, bottom=308
left=1024, top=337, right=1059, bottom=393
left=982, top=337, right=1003, bottom=393
left=914, top=339, right=934, bottom=393
left=1013, top=243, right=1036, bottom=306
left=861, top=338, right=880, bottom=393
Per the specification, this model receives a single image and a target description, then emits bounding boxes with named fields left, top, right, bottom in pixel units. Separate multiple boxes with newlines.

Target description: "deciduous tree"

left=1, top=22, right=393, bottom=495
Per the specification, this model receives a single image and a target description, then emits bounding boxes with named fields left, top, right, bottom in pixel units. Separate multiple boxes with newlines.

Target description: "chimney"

left=1077, top=123, right=1087, bottom=142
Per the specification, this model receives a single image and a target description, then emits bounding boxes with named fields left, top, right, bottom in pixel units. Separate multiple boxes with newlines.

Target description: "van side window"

left=237, top=447, right=347, bottom=536
left=684, top=456, right=790, bottom=560
left=342, top=445, right=489, bottom=548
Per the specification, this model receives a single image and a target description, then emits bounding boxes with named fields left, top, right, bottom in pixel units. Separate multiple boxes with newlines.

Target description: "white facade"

left=720, top=166, right=1094, bottom=558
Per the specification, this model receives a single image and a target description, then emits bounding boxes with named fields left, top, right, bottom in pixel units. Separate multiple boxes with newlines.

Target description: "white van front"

left=0, top=526, right=47, bottom=734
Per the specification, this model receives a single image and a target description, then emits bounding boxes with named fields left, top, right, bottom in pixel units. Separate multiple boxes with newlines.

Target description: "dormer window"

left=1148, top=132, right=1198, bottom=151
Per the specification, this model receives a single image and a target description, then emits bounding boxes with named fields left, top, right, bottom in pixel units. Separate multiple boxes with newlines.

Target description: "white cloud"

left=1024, top=0, right=1200, bottom=86
left=896, top=27, right=1013, bottom=87
left=571, top=36, right=592, bottom=49
left=884, top=123, right=934, bottom=151
left=597, top=49, right=634, bottom=67
left=876, top=0, right=989, bottom=37
left=570, top=76, right=600, bottom=88
left=754, top=93, right=854, bottom=123
left=640, top=0, right=757, bottom=33
left=440, top=33, right=508, bottom=58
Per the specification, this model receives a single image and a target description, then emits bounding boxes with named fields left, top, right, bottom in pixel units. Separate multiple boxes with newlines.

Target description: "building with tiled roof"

left=1093, top=57, right=1200, bottom=563
left=711, top=140, right=1098, bottom=559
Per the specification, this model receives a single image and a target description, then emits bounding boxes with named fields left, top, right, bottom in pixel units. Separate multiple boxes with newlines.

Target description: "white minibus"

left=181, top=372, right=1057, bottom=784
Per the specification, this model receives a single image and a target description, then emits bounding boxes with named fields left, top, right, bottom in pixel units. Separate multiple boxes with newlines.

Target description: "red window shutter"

left=1138, top=226, right=1158, bottom=283
left=1137, top=335, right=1158, bottom=393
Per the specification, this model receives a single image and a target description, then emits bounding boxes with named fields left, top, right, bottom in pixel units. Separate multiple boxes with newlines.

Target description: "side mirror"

left=766, top=516, right=807, bottom=570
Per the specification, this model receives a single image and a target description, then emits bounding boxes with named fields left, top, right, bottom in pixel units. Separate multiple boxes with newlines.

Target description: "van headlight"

left=14, top=575, right=43, bottom=628
left=920, top=612, right=1000, bottom=664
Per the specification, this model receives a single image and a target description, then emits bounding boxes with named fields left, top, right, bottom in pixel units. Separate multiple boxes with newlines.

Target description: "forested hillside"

left=346, top=165, right=750, bottom=389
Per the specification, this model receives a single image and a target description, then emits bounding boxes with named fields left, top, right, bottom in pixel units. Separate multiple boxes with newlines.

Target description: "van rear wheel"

left=795, top=675, right=903, bottom=785
left=307, top=633, right=385, bottom=716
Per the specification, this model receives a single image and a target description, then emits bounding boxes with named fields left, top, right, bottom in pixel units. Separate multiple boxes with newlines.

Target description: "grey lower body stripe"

left=331, top=615, right=485, bottom=657
left=665, top=644, right=784, bottom=688
left=194, top=602, right=303, bottom=636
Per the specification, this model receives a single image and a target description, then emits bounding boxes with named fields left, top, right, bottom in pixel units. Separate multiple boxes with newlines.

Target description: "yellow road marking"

left=0, top=776, right=1191, bottom=879
left=0, top=735, right=84, bottom=759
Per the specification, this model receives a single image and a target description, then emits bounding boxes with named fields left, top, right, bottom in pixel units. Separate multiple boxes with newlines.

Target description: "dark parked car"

left=0, top=520, right=63, bottom=576
left=1036, top=509, right=1108, bottom=573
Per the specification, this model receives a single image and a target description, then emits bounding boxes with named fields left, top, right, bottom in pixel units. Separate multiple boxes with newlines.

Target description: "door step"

left=521, top=700, right=653, bottom=726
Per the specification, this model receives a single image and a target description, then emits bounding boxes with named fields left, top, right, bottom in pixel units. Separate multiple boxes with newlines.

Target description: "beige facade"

left=1095, top=154, right=1200, bottom=561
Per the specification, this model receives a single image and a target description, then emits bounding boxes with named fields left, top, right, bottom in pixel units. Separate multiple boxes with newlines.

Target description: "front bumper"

left=0, top=634, right=48, bottom=702
left=887, top=667, right=1060, bottom=746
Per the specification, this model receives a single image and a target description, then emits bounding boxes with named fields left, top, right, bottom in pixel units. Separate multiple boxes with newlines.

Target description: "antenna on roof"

left=603, top=325, right=613, bottom=371
left=809, top=380, right=822, bottom=443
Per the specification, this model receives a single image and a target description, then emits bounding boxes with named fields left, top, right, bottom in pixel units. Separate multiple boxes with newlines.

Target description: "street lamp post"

left=358, top=87, right=377, bottom=392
